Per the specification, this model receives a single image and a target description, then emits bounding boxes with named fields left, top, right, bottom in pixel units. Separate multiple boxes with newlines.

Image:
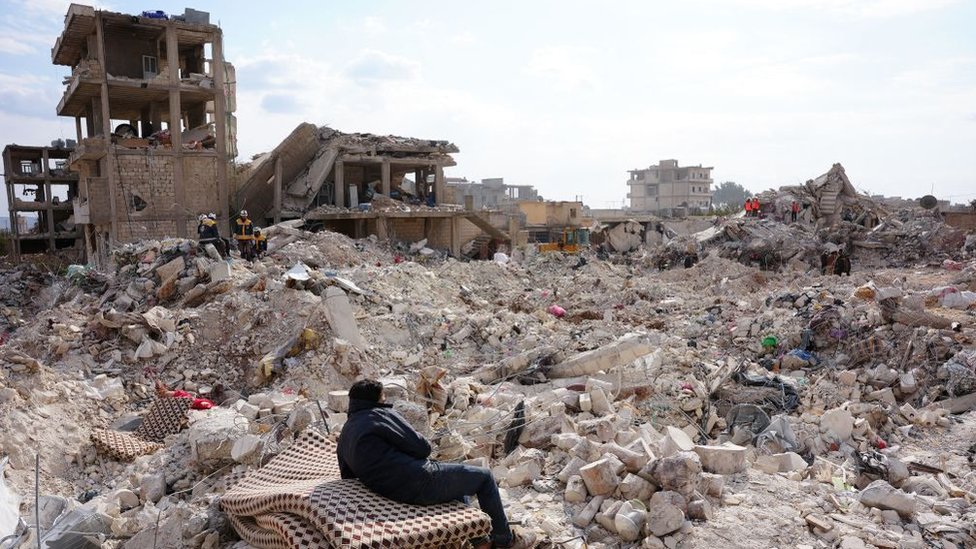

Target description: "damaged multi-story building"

left=30, top=3, right=236, bottom=263
left=444, top=177, right=541, bottom=210
left=627, top=159, right=713, bottom=214
left=3, top=142, right=79, bottom=259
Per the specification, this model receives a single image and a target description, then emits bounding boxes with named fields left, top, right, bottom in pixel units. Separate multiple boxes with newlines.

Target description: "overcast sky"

left=1, top=0, right=974, bottom=214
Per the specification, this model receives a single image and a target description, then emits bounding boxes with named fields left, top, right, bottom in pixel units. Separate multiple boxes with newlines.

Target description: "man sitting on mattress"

left=337, top=379, right=536, bottom=549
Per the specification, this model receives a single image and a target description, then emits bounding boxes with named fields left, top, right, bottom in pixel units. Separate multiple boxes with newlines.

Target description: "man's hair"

left=349, top=379, right=383, bottom=402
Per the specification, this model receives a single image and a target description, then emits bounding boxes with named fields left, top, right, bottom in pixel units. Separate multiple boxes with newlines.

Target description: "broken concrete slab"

left=660, top=426, right=695, bottom=457
left=859, top=480, right=916, bottom=518
left=323, top=287, right=367, bottom=349
left=651, top=451, right=703, bottom=497
left=547, top=334, right=651, bottom=379
left=155, top=256, right=185, bottom=283
left=188, top=408, right=250, bottom=471
left=820, top=407, right=854, bottom=442
left=209, top=261, right=230, bottom=283
left=579, top=458, right=620, bottom=496
left=646, top=491, right=685, bottom=537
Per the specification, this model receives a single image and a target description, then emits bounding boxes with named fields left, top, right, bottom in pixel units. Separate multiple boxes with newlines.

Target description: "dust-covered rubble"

left=1, top=206, right=975, bottom=548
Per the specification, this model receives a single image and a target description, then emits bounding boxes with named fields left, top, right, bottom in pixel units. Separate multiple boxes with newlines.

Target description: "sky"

left=1, top=0, right=975, bottom=214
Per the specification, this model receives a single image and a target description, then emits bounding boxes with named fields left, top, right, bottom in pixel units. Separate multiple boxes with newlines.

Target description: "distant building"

left=445, top=177, right=540, bottom=209
left=627, top=159, right=713, bottom=214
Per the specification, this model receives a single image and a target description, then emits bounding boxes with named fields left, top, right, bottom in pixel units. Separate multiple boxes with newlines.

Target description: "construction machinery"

left=538, top=227, right=590, bottom=253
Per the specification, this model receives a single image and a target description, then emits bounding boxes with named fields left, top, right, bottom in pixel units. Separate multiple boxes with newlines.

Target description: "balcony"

left=69, top=138, right=108, bottom=167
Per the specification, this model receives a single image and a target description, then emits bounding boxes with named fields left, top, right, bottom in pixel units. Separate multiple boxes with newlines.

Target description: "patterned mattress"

left=91, top=396, right=193, bottom=461
left=220, top=429, right=493, bottom=548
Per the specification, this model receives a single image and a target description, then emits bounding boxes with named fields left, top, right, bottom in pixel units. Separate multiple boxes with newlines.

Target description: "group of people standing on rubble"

left=744, top=197, right=761, bottom=217
left=196, top=210, right=267, bottom=261
left=745, top=197, right=804, bottom=223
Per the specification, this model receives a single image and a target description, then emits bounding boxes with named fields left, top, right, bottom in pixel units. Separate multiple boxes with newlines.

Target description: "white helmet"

left=198, top=214, right=207, bottom=222
left=207, top=212, right=217, bottom=220
left=240, top=209, right=248, bottom=217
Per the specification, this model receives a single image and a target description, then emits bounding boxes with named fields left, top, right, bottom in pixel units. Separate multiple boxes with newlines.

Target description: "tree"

left=712, top=181, right=751, bottom=210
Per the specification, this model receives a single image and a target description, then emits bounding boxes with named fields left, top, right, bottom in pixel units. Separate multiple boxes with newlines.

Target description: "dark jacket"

left=199, top=220, right=219, bottom=241
left=337, top=398, right=433, bottom=502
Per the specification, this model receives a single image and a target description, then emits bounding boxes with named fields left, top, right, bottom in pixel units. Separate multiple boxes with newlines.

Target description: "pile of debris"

left=1, top=213, right=975, bottom=548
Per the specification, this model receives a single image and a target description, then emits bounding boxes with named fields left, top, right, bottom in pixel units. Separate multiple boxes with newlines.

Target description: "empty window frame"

left=143, top=55, right=158, bottom=79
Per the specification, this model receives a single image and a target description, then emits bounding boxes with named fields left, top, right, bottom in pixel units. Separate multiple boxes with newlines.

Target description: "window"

left=19, top=160, right=34, bottom=175
left=142, top=55, right=158, bottom=79
left=646, top=184, right=658, bottom=196
left=570, top=208, right=577, bottom=218
left=130, top=193, right=148, bottom=212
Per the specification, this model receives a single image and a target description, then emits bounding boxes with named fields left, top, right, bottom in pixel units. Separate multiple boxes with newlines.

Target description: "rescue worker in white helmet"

left=234, top=209, right=256, bottom=260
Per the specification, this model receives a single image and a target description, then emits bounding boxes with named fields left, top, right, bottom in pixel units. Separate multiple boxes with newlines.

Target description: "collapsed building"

left=47, top=4, right=238, bottom=264
left=233, top=123, right=512, bottom=257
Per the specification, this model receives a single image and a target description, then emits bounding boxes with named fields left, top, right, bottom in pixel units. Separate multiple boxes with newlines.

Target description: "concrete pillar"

left=334, top=161, right=345, bottom=207
left=434, top=165, right=445, bottom=205
left=414, top=168, right=424, bottom=199
left=451, top=215, right=461, bottom=257
left=43, top=149, right=54, bottom=251
left=95, top=13, right=117, bottom=242
left=273, top=155, right=282, bottom=224
left=75, top=117, right=83, bottom=142
left=381, top=158, right=391, bottom=196
left=166, top=24, right=186, bottom=238
left=212, top=31, right=230, bottom=234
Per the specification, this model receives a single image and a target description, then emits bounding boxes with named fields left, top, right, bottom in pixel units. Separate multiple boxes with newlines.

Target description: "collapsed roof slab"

left=282, top=127, right=458, bottom=213
left=234, top=123, right=319, bottom=221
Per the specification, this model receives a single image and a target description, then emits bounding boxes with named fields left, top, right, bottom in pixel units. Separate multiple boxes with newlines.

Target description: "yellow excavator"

left=538, top=227, right=590, bottom=253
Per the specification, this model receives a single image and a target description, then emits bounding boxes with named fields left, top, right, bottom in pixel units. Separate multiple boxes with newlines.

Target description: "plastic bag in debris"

left=493, top=252, right=510, bottom=265
left=1, top=457, right=20, bottom=539
left=65, top=264, right=92, bottom=282
left=732, top=370, right=800, bottom=412
left=780, top=349, right=820, bottom=370
left=284, top=262, right=313, bottom=282
left=754, top=414, right=799, bottom=453
left=931, top=287, right=976, bottom=310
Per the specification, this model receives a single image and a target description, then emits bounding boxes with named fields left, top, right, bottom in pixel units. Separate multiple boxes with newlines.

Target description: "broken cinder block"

left=693, top=443, right=747, bottom=475
left=579, top=458, right=621, bottom=496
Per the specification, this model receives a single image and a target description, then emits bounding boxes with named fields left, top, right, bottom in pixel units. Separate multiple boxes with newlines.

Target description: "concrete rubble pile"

left=0, top=211, right=975, bottom=548
left=637, top=164, right=971, bottom=278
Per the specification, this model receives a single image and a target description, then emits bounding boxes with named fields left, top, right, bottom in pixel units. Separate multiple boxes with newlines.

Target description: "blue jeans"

left=408, top=462, right=513, bottom=545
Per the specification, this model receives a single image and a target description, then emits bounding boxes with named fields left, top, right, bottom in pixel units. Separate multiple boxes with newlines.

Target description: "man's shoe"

left=470, top=536, right=492, bottom=549
left=495, top=528, right=537, bottom=549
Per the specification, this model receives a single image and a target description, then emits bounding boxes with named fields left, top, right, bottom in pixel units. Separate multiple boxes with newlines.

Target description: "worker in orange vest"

left=744, top=198, right=753, bottom=217
left=791, top=201, right=800, bottom=223
left=752, top=198, right=761, bottom=218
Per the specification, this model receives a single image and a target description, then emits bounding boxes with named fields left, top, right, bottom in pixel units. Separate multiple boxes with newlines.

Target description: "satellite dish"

left=919, top=195, right=938, bottom=209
